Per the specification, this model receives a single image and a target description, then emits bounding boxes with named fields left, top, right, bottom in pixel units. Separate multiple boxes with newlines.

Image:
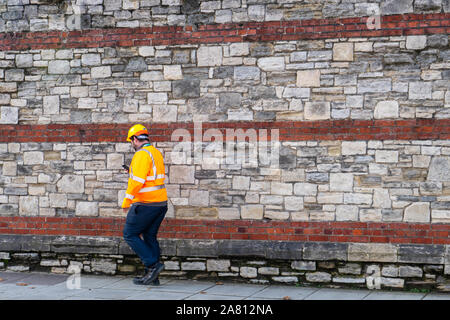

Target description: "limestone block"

left=258, top=267, right=279, bottom=275
left=409, top=81, right=432, bottom=99
left=241, top=205, right=263, bottom=219
left=375, top=150, right=398, bottom=163
left=306, top=272, right=332, bottom=283
left=207, top=259, right=230, bottom=272
left=431, top=210, right=450, bottom=223
left=138, top=46, right=155, bottom=57
left=291, top=261, right=316, bottom=271
left=71, top=86, right=89, bottom=98
left=91, top=259, right=116, bottom=275
left=218, top=207, right=240, bottom=220
left=257, top=57, right=285, bottom=71
left=75, top=202, right=98, bottom=217
left=49, top=193, right=67, bottom=208
left=91, top=66, right=111, bottom=78
left=240, top=267, right=257, bottom=278
left=2, top=162, right=17, bottom=176
left=169, top=165, right=195, bottom=184
left=48, top=60, right=70, bottom=74
left=381, top=0, right=413, bottom=14
left=317, top=192, right=343, bottom=204
left=106, top=153, right=124, bottom=169
left=78, top=98, right=97, bottom=109
left=0, top=82, right=17, bottom=93
left=341, top=141, right=366, bottom=155
left=234, top=66, right=260, bottom=81
left=296, top=70, right=321, bottom=87
left=57, top=175, right=85, bottom=193
left=153, top=105, right=177, bottom=122
left=0, top=107, right=18, bottom=124
left=357, top=79, right=391, bottom=93
left=19, top=196, right=39, bottom=216
left=427, top=156, right=450, bottom=181
left=336, top=205, right=359, bottom=221
left=404, top=202, right=430, bottom=223
left=232, top=176, right=250, bottom=190
left=271, top=182, right=292, bottom=195
left=333, top=43, right=353, bottom=61
left=413, top=155, right=431, bottom=168
left=0, top=94, right=10, bottom=105
left=406, top=35, right=427, bottom=50
left=24, top=151, right=44, bottom=165
left=229, top=43, right=249, bottom=56
left=373, top=188, right=392, bottom=208
left=163, top=65, right=183, bottom=80
left=348, top=243, right=397, bottom=262
left=125, top=58, right=147, bottom=72
left=172, top=79, right=200, bottom=98
left=147, top=92, right=168, bottom=104
left=189, top=190, right=209, bottom=206
left=81, top=54, right=101, bottom=66
left=344, top=193, right=372, bottom=205
left=15, top=54, right=33, bottom=68
left=399, top=266, right=423, bottom=278
left=282, top=196, right=303, bottom=212
left=181, top=262, right=206, bottom=271
left=5, top=69, right=24, bottom=82
left=197, top=46, right=223, bottom=67
left=374, top=100, right=399, bottom=119
left=330, top=173, right=354, bottom=192
left=304, top=101, right=331, bottom=120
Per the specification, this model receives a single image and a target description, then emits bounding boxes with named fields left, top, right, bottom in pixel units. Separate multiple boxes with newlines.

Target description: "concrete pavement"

left=0, top=271, right=449, bottom=300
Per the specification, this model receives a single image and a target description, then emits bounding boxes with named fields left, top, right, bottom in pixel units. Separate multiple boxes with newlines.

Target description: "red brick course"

left=0, top=216, right=448, bottom=244
left=0, top=13, right=448, bottom=50
left=1, top=119, right=449, bottom=143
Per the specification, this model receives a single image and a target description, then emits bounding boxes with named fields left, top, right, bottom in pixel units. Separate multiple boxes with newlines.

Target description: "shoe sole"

left=142, top=264, right=165, bottom=285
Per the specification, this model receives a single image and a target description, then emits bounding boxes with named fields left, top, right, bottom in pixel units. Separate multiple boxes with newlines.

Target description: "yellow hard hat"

left=127, top=124, right=149, bottom=142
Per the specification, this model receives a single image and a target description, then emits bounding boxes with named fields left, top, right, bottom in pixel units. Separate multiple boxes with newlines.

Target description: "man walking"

left=122, top=124, right=167, bottom=285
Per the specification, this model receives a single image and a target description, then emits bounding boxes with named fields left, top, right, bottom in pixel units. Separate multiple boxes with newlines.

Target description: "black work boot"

left=138, top=262, right=165, bottom=285
left=133, top=267, right=160, bottom=286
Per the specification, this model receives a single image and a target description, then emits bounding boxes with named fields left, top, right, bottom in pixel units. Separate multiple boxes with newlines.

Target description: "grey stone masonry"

left=0, top=36, right=449, bottom=124
left=1, top=140, right=450, bottom=223
left=0, top=0, right=448, bottom=33
left=1, top=235, right=449, bottom=291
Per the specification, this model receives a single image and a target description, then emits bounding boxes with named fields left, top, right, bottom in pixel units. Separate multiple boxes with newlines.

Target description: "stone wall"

left=1, top=235, right=449, bottom=291
left=0, top=0, right=449, bottom=290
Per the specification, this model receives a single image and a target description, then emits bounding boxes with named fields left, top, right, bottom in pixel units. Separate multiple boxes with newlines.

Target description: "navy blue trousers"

left=123, top=205, right=167, bottom=268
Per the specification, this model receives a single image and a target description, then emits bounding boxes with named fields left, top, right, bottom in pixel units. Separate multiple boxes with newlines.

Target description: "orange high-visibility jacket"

left=121, top=144, right=168, bottom=208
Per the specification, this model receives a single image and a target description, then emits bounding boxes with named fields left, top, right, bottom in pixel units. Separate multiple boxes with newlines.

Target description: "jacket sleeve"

left=121, top=151, right=151, bottom=208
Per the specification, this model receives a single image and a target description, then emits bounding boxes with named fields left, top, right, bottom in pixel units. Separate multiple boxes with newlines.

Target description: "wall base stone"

left=0, top=235, right=449, bottom=292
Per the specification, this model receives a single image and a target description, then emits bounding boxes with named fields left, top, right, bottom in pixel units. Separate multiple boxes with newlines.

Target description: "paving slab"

left=203, top=283, right=268, bottom=298
left=363, top=291, right=425, bottom=300
left=125, top=290, right=193, bottom=300
left=102, top=277, right=171, bottom=291
left=251, top=285, right=319, bottom=300
left=422, top=293, right=450, bottom=300
left=0, top=271, right=33, bottom=284
left=75, top=275, right=124, bottom=289
left=66, top=288, right=139, bottom=300
left=148, top=279, right=216, bottom=294
left=186, top=293, right=245, bottom=300
left=305, top=288, right=371, bottom=300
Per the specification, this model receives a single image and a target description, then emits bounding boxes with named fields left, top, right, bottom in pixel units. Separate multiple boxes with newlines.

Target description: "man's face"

left=130, top=137, right=139, bottom=151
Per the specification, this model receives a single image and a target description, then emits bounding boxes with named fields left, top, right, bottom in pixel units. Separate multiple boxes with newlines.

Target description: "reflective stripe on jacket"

left=121, top=144, right=168, bottom=208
